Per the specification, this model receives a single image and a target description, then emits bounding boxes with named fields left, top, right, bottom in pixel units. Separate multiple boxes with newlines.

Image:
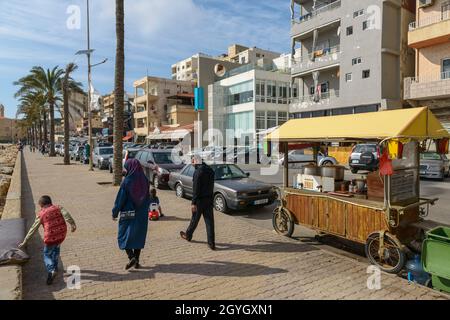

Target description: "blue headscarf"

left=123, top=159, right=149, bottom=208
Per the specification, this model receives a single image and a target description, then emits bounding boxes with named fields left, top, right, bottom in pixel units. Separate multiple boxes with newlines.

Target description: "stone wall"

left=0, top=146, right=23, bottom=300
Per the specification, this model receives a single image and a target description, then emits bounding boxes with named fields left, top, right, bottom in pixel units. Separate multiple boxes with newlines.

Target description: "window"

left=346, top=26, right=353, bottom=36
left=256, top=111, right=266, bottom=130
left=442, top=1, right=450, bottom=20
left=183, top=165, right=195, bottom=177
left=353, top=9, right=364, bottom=18
left=362, top=69, right=371, bottom=79
left=256, top=80, right=266, bottom=103
left=267, top=111, right=277, bottom=129
left=442, top=58, right=450, bottom=79
left=226, top=81, right=254, bottom=106
left=362, top=20, right=369, bottom=30
left=352, top=57, right=362, bottom=65
left=345, top=73, right=352, bottom=82
left=278, top=112, right=288, bottom=125
left=266, top=81, right=277, bottom=103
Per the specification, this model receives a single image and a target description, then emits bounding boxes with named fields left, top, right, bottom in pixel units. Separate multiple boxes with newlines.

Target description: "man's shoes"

left=180, top=231, right=191, bottom=242
left=160, top=213, right=165, bottom=217
left=135, top=261, right=141, bottom=269
left=126, top=257, right=137, bottom=270
left=46, top=271, right=56, bottom=285
left=208, top=243, right=216, bottom=251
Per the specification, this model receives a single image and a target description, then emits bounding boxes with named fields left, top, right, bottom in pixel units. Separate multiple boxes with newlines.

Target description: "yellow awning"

left=266, top=107, right=450, bottom=142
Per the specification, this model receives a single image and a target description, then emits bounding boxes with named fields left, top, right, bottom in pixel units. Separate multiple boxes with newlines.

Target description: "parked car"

left=348, top=144, right=379, bottom=174
left=420, top=152, right=450, bottom=180
left=136, top=149, right=185, bottom=189
left=70, top=144, right=84, bottom=161
left=278, top=149, right=338, bottom=167
left=108, top=148, right=141, bottom=173
left=169, top=163, right=278, bottom=213
left=55, top=144, right=63, bottom=156
left=93, top=146, right=114, bottom=170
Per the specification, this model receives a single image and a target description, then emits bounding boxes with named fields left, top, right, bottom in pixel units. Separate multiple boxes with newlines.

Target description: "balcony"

left=292, top=45, right=341, bottom=76
left=133, top=110, right=148, bottom=120
left=134, top=93, right=158, bottom=105
left=134, top=127, right=149, bottom=137
left=408, top=12, right=450, bottom=48
left=404, top=72, right=450, bottom=101
left=291, top=0, right=341, bottom=37
left=290, top=90, right=340, bottom=113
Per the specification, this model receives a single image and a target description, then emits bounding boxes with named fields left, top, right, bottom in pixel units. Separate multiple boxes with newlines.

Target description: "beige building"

left=62, top=91, right=87, bottom=133
left=133, top=77, right=195, bottom=142
left=405, top=0, right=450, bottom=131
left=224, top=44, right=282, bottom=65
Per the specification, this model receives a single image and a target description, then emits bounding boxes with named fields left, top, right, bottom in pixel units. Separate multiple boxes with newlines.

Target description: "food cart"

left=266, top=107, right=450, bottom=273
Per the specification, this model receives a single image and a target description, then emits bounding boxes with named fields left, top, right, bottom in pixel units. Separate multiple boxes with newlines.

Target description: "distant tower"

left=0, top=104, right=4, bottom=118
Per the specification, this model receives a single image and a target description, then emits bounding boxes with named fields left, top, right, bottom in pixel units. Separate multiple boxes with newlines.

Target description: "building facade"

left=208, top=59, right=294, bottom=147
left=289, top=0, right=416, bottom=118
left=101, top=92, right=134, bottom=141
left=133, top=77, right=195, bottom=143
left=404, top=0, right=450, bottom=131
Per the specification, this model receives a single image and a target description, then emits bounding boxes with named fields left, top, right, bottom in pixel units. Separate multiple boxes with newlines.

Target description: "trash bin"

left=422, top=227, right=450, bottom=293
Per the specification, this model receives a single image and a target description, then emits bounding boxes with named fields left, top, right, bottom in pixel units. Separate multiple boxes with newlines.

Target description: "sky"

left=0, top=0, right=290, bottom=119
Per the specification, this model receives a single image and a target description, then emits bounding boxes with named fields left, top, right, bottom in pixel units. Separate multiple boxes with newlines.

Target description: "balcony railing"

left=408, top=72, right=450, bottom=83
left=292, top=45, right=341, bottom=74
left=409, top=12, right=450, bottom=31
left=292, top=90, right=340, bottom=105
left=294, top=0, right=341, bottom=24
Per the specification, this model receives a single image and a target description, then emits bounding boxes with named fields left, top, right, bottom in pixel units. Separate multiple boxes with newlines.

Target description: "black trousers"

left=186, top=200, right=215, bottom=246
left=125, top=249, right=141, bottom=261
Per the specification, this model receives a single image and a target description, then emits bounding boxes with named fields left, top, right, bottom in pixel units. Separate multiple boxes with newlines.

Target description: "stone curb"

left=0, top=150, right=22, bottom=300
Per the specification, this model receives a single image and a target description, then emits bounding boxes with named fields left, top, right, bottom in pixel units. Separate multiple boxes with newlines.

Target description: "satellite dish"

left=214, top=64, right=227, bottom=77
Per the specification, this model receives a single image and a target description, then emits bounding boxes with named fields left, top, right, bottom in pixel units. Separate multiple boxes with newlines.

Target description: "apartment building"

left=208, top=57, right=294, bottom=146
left=404, top=0, right=450, bottom=131
left=60, top=91, right=86, bottom=133
left=101, top=92, right=134, bottom=139
left=289, top=0, right=416, bottom=118
left=133, top=77, right=195, bottom=143
left=224, top=44, right=282, bottom=65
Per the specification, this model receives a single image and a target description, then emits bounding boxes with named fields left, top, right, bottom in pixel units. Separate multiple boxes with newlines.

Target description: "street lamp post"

left=76, top=0, right=107, bottom=171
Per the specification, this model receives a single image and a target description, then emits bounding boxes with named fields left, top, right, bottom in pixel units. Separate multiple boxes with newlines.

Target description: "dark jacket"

left=192, top=163, right=215, bottom=205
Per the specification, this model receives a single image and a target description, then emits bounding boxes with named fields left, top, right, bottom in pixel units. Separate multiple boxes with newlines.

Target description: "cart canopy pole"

left=283, top=142, right=289, bottom=188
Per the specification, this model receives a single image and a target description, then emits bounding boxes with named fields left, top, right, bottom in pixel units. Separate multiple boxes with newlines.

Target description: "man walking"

left=180, top=155, right=216, bottom=250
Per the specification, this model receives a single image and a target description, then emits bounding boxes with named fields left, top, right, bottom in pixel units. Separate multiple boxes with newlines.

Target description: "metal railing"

left=409, top=12, right=450, bottom=31
left=294, top=0, right=341, bottom=24
left=407, top=71, right=450, bottom=83
left=292, top=90, right=340, bottom=104
left=293, top=45, right=341, bottom=65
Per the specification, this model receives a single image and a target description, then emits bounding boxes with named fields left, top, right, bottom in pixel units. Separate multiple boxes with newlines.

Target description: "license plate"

left=254, top=199, right=269, bottom=205
left=352, top=160, right=359, bottom=164
left=420, top=171, right=426, bottom=175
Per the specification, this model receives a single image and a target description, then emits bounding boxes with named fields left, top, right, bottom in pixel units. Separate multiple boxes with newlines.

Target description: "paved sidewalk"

left=21, top=150, right=448, bottom=300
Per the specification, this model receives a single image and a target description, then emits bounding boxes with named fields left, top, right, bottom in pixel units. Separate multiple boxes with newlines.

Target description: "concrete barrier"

left=0, top=150, right=23, bottom=300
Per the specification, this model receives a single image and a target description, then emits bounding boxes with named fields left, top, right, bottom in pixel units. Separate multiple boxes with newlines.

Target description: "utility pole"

left=86, top=0, right=94, bottom=171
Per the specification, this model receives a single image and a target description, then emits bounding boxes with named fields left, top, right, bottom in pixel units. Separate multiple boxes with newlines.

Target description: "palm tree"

left=61, top=63, right=83, bottom=165
left=113, top=0, right=125, bottom=186
left=14, top=66, right=64, bottom=157
left=16, top=91, right=47, bottom=149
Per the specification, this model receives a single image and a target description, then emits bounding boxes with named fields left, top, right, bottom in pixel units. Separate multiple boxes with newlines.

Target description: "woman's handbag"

left=119, top=210, right=136, bottom=220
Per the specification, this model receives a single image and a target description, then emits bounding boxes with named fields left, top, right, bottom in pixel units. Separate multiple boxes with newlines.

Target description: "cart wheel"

left=273, top=207, right=294, bottom=238
left=365, top=232, right=406, bottom=274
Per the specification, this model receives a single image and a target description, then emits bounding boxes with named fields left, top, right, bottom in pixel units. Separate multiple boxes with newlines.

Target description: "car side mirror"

left=148, top=160, right=154, bottom=165
left=246, top=172, right=250, bottom=177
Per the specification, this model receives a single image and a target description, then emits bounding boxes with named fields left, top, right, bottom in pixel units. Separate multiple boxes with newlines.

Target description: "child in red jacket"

left=19, top=196, right=76, bottom=285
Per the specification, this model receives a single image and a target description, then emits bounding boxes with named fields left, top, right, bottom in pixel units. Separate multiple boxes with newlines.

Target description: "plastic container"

left=422, top=226, right=450, bottom=293
left=406, top=255, right=430, bottom=285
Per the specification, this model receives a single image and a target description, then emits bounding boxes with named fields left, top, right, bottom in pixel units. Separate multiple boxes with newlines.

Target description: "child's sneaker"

left=46, top=271, right=56, bottom=285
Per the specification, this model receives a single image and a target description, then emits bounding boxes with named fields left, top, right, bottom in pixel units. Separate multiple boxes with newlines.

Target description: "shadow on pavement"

left=80, top=260, right=287, bottom=282
left=190, top=239, right=319, bottom=253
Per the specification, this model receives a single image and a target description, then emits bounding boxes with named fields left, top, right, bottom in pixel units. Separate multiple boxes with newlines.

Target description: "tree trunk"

left=49, top=101, right=56, bottom=157
left=38, top=116, right=43, bottom=147
left=113, top=0, right=125, bottom=186
left=42, top=109, right=48, bottom=145
left=63, top=87, right=71, bottom=165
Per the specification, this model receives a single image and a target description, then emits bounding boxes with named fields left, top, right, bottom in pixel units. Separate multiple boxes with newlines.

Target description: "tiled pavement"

left=21, top=150, right=448, bottom=300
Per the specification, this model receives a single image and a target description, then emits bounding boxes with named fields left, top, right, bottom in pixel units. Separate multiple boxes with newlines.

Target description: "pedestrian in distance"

left=112, top=159, right=150, bottom=270
left=18, top=195, right=77, bottom=285
left=180, top=154, right=216, bottom=251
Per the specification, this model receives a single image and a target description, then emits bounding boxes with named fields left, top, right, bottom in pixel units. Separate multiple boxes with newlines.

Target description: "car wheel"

left=351, top=168, right=358, bottom=174
left=214, top=193, right=228, bottom=213
left=109, top=164, right=113, bottom=174
left=98, top=161, right=101, bottom=169
left=175, top=183, right=184, bottom=198
left=322, top=160, right=333, bottom=166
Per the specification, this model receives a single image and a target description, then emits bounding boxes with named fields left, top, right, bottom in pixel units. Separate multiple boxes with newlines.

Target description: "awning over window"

left=123, top=131, right=134, bottom=141
left=146, top=130, right=190, bottom=141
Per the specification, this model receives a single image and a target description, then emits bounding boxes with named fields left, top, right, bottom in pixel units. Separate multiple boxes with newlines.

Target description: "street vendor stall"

left=266, top=107, right=450, bottom=273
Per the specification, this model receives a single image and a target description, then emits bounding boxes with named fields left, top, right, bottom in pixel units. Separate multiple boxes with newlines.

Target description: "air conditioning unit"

left=418, top=0, right=433, bottom=8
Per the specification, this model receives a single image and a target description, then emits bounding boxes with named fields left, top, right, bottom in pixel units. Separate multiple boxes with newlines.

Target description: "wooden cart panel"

left=286, top=192, right=389, bottom=244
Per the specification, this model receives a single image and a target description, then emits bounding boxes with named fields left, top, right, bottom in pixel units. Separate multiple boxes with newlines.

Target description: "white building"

left=208, top=57, right=298, bottom=147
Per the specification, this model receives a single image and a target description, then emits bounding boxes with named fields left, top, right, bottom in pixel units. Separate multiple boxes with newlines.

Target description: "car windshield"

left=99, top=148, right=113, bottom=155
left=153, top=152, right=174, bottom=164
left=212, top=164, right=247, bottom=180
left=354, top=145, right=377, bottom=153
left=421, top=153, right=442, bottom=160
left=128, top=151, right=138, bottom=159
